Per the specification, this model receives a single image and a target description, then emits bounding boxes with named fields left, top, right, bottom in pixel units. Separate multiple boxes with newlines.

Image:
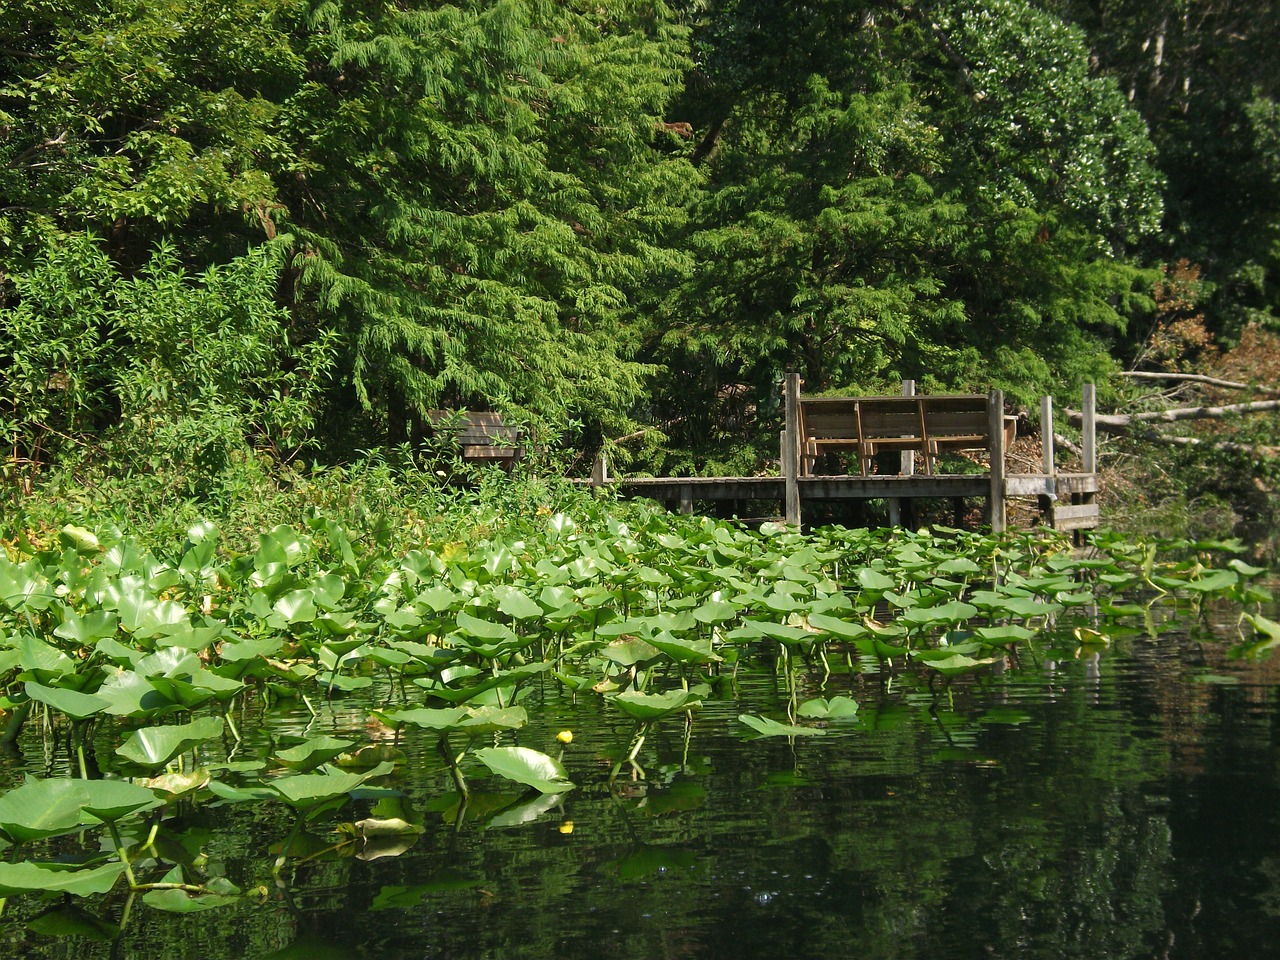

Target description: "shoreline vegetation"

left=3, top=1, right=1278, bottom=555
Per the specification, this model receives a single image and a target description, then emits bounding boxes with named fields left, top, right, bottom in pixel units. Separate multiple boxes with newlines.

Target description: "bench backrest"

left=799, top=399, right=861, bottom=440
left=857, top=398, right=927, bottom=440
left=427, top=411, right=521, bottom=445
left=921, top=395, right=989, bottom=440
left=427, top=411, right=523, bottom=466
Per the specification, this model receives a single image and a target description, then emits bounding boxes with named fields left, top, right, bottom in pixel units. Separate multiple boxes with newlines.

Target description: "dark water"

left=5, top=612, right=1280, bottom=960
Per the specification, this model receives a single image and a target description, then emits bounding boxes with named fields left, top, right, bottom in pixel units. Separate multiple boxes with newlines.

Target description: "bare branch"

left=1119, top=370, right=1275, bottom=392
left=1068, top=399, right=1280, bottom=433
left=1128, top=431, right=1280, bottom=458
left=1053, top=432, right=1083, bottom=458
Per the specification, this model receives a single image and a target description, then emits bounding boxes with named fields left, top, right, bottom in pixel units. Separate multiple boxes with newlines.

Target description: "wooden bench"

left=798, top=394, right=1013, bottom=476
left=426, top=411, right=524, bottom=469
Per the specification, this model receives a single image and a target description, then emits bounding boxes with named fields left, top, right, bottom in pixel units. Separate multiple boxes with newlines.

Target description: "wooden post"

left=1040, top=395, right=1055, bottom=477
left=887, top=379, right=915, bottom=528
left=783, top=373, right=802, bottom=527
left=679, top=484, right=694, bottom=515
left=1039, top=394, right=1055, bottom=526
left=988, top=388, right=1006, bottom=533
left=1081, top=382, right=1096, bottom=476
left=590, top=450, right=609, bottom=487
left=899, top=380, right=917, bottom=476
left=1077, top=383, right=1098, bottom=543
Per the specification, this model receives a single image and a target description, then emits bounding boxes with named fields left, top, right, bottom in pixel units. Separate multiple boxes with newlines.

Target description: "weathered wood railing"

left=593, top=378, right=1100, bottom=535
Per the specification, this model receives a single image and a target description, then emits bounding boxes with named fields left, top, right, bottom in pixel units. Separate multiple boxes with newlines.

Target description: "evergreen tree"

left=645, top=0, right=1161, bottom=470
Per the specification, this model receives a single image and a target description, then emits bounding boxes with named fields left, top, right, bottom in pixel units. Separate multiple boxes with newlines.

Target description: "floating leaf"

left=143, top=867, right=241, bottom=913
left=738, top=714, right=824, bottom=737
left=915, top=653, right=998, bottom=676
left=609, top=688, right=703, bottom=721
left=0, top=861, right=128, bottom=897
left=116, top=716, right=225, bottom=767
left=275, top=736, right=357, bottom=772
left=796, top=696, right=859, bottom=720
left=24, top=681, right=110, bottom=721
left=266, top=762, right=396, bottom=810
left=473, top=747, right=575, bottom=794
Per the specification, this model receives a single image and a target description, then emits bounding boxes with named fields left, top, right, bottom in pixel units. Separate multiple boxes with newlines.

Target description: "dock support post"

left=1075, top=382, right=1098, bottom=543
left=783, top=373, right=802, bottom=527
left=1038, top=395, right=1055, bottom=525
left=591, top=450, right=609, bottom=487
left=888, top=379, right=915, bottom=528
left=679, top=484, right=694, bottom=515
left=988, top=388, right=1006, bottom=533
left=1081, top=382, right=1096, bottom=476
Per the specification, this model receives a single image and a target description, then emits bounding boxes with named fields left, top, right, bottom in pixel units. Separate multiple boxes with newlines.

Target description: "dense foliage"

left=2, top=0, right=1278, bottom=532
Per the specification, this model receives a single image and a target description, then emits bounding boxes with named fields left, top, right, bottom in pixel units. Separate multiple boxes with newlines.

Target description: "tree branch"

left=1128, top=431, right=1280, bottom=458
left=1068, top=399, right=1280, bottom=433
left=1119, top=370, right=1275, bottom=392
left=1053, top=432, right=1083, bottom=458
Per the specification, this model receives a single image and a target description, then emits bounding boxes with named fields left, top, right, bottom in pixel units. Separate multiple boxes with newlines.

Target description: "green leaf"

left=116, top=716, right=225, bottom=767
left=24, top=681, right=110, bottom=721
left=496, top=588, right=543, bottom=620
left=455, top=610, right=516, bottom=642
left=796, top=696, right=859, bottom=720
left=600, top=636, right=663, bottom=666
left=915, top=653, right=999, bottom=676
left=143, top=870, right=241, bottom=913
left=0, top=860, right=128, bottom=897
left=267, top=762, right=396, bottom=809
left=473, top=747, right=575, bottom=794
left=274, top=736, right=357, bottom=772
left=805, top=612, right=868, bottom=639
left=737, top=714, right=825, bottom=737
left=609, top=689, right=703, bottom=721
left=0, top=777, right=160, bottom=842
left=900, top=600, right=978, bottom=626
left=0, top=779, right=94, bottom=842
left=645, top=632, right=722, bottom=665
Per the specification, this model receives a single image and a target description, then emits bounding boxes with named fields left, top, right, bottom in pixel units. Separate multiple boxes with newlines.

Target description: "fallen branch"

left=1068, top=398, right=1280, bottom=433
left=1130, top=431, right=1280, bottom=458
left=1053, top=432, right=1083, bottom=458
left=1120, top=370, right=1276, bottom=393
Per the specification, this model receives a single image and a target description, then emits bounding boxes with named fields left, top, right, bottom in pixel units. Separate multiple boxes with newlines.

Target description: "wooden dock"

left=593, top=377, right=1101, bottom=533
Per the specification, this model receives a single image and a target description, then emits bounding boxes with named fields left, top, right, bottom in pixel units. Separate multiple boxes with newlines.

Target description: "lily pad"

left=116, top=716, right=225, bottom=767
left=609, top=688, right=703, bottom=721
left=796, top=696, right=859, bottom=720
left=0, top=860, right=128, bottom=897
left=473, top=746, right=575, bottom=794
left=737, top=714, right=825, bottom=737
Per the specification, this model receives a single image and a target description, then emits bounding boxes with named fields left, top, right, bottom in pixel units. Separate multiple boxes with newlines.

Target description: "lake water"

left=4, top=604, right=1279, bottom=960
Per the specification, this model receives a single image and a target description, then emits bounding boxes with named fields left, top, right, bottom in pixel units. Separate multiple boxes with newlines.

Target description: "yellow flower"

left=556, top=730, right=573, bottom=744
left=558, top=821, right=574, bottom=835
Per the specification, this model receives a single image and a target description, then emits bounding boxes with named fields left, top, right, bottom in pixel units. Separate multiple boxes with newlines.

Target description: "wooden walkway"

left=594, top=377, right=1101, bottom=533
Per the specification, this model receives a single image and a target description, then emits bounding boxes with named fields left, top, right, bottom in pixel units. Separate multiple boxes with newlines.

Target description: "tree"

left=2, top=0, right=697, bottom=457
left=643, top=0, right=1160, bottom=470
left=1039, top=0, right=1280, bottom=336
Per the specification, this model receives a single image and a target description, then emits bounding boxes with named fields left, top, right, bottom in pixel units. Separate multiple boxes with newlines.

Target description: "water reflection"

left=5, top=622, right=1280, bottom=960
